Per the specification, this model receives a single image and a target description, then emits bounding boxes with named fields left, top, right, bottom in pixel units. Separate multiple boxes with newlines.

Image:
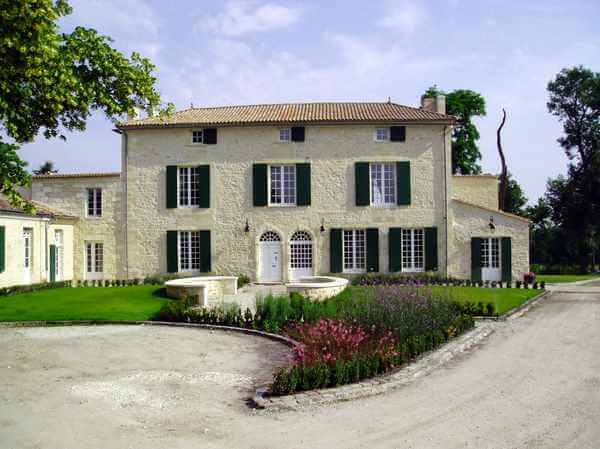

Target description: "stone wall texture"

left=452, top=175, right=499, bottom=210
left=30, top=176, right=123, bottom=280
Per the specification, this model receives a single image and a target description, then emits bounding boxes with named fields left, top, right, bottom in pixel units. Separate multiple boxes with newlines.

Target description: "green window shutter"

left=396, top=161, right=411, bottom=205
left=471, top=238, right=482, bottom=282
left=388, top=227, right=402, bottom=272
left=49, top=244, right=56, bottom=282
left=291, top=126, right=305, bottom=142
left=296, top=163, right=311, bottom=206
left=203, top=128, right=217, bottom=144
left=501, top=237, right=512, bottom=282
left=366, top=228, right=379, bottom=273
left=0, top=226, right=4, bottom=273
left=167, top=231, right=178, bottom=273
left=425, top=227, right=438, bottom=271
left=253, top=164, right=268, bottom=206
left=390, top=126, right=406, bottom=142
left=198, top=165, right=210, bottom=208
left=355, top=162, right=370, bottom=206
left=330, top=229, right=343, bottom=273
left=166, top=166, right=178, bottom=209
left=200, top=231, right=211, bottom=273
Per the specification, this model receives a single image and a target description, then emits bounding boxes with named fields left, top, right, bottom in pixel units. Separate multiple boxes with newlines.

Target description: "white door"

left=259, top=231, right=282, bottom=282
left=85, top=242, right=104, bottom=280
left=23, top=229, right=32, bottom=285
left=289, top=231, right=313, bottom=281
left=481, top=237, right=501, bottom=281
left=54, top=230, right=63, bottom=281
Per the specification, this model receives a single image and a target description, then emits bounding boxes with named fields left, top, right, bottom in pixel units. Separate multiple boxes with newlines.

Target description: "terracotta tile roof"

left=32, top=172, right=120, bottom=179
left=119, top=102, right=455, bottom=129
left=453, top=199, right=531, bottom=223
left=0, top=198, right=77, bottom=220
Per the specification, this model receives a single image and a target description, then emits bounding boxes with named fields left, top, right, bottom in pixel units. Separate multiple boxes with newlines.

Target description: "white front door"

left=481, top=237, right=501, bottom=281
left=54, top=231, right=63, bottom=281
left=260, top=242, right=282, bottom=282
left=23, top=229, right=32, bottom=285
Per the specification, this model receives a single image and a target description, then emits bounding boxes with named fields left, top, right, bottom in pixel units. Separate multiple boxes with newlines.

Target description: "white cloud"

left=202, top=1, right=302, bottom=37
left=379, top=0, right=426, bottom=35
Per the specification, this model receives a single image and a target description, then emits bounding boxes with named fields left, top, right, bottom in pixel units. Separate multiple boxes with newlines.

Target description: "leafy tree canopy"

left=0, top=0, right=173, bottom=209
left=33, top=161, right=58, bottom=175
left=424, top=85, right=486, bottom=174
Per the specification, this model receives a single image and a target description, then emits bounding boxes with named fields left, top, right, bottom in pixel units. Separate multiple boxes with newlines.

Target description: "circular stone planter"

left=165, top=276, right=238, bottom=307
left=285, top=276, right=348, bottom=300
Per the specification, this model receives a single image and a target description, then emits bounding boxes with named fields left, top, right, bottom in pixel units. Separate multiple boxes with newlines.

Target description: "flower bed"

left=352, top=273, right=545, bottom=290
left=154, top=285, right=475, bottom=395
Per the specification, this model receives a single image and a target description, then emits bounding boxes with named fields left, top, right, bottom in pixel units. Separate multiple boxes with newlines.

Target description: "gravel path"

left=1, top=286, right=599, bottom=448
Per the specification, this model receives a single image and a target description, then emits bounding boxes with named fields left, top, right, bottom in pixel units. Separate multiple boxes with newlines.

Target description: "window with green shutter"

left=200, top=231, right=211, bottom=273
left=330, top=229, right=343, bottom=273
left=49, top=244, right=57, bottom=282
left=198, top=165, right=210, bottom=208
left=296, top=163, right=311, bottom=206
left=0, top=226, right=5, bottom=273
left=425, top=227, right=438, bottom=271
left=355, top=162, right=370, bottom=206
left=253, top=164, right=268, bottom=206
left=166, top=231, right=178, bottom=273
left=388, top=227, right=402, bottom=272
left=396, top=161, right=411, bottom=205
left=501, top=237, right=512, bottom=282
left=471, top=238, right=482, bottom=282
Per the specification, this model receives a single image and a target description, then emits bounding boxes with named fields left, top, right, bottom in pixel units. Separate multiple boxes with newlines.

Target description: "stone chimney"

left=421, top=95, right=446, bottom=115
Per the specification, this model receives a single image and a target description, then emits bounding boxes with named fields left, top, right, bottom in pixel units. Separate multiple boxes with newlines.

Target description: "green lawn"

left=0, top=286, right=170, bottom=322
left=536, top=274, right=600, bottom=284
left=429, top=286, right=541, bottom=315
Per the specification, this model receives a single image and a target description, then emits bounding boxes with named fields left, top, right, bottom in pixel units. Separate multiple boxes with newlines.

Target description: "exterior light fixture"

left=488, top=216, right=496, bottom=232
left=244, top=219, right=250, bottom=233
left=320, top=218, right=325, bottom=233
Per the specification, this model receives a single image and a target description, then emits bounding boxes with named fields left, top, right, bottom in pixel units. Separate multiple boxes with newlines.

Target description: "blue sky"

left=19, top=0, right=600, bottom=202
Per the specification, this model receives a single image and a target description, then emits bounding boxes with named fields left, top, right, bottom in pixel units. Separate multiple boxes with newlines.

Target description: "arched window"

left=260, top=231, right=281, bottom=242
left=290, top=231, right=313, bottom=270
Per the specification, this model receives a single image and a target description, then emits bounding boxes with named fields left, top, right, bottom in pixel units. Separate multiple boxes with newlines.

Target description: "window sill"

left=343, top=269, right=366, bottom=274
left=268, top=203, right=298, bottom=208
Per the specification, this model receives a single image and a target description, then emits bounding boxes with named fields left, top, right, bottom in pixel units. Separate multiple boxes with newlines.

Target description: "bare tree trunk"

left=497, top=109, right=508, bottom=210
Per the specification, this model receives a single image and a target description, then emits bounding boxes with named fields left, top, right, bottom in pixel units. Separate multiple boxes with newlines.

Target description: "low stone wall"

left=165, top=276, right=238, bottom=306
left=286, top=276, right=348, bottom=300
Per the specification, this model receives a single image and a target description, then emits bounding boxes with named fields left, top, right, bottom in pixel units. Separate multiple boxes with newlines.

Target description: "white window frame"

left=269, top=164, right=296, bottom=206
left=343, top=229, right=366, bottom=273
left=177, top=166, right=200, bottom=208
left=87, top=188, right=102, bottom=217
left=370, top=162, right=396, bottom=206
left=374, top=128, right=389, bottom=142
left=401, top=228, right=424, bottom=272
left=54, top=230, right=64, bottom=281
left=85, top=241, right=104, bottom=279
left=191, top=129, right=203, bottom=144
left=279, top=128, right=291, bottom=142
left=23, top=228, right=32, bottom=269
left=481, top=238, right=500, bottom=269
left=178, top=230, right=201, bottom=272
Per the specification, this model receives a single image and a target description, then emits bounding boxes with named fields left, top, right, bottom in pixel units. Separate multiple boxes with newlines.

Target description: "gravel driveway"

left=1, top=286, right=599, bottom=449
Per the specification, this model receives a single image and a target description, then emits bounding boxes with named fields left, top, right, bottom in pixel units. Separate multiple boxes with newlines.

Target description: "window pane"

left=343, top=230, right=354, bottom=270
left=481, top=239, right=489, bottom=268
left=371, top=164, right=383, bottom=205
left=192, top=130, right=202, bottom=143
left=270, top=166, right=282, bottom=204
left=283, top=165, right=296, bottom=204
left=86, top=243, right=93, bottom=272
left=95, top=243, right=103, bottom=273
left=179, top=231, right=190, bottom=271
left=179, top=167, right=189, bottom=206
left=355, top=230, right=366, bottom=269
left=190, top=167, right=200, bottom=206
left=279, top=128, right=290, bottom=141
left=376, top=128, right=388, bottom=141
left=491, top=238, right=500, bottom=268
left=414, top=229, right=424, bottom=269
left=191, top=231, right=200, bottom=270
left=383, top=163, right=396, bottom=204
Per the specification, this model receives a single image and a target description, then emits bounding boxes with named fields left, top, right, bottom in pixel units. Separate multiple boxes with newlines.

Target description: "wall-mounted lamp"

left=244, top=219, right=250, bottom=233
left=320, top=218, right=325, bottom=234
left=488, top=216, right=496, bottom=232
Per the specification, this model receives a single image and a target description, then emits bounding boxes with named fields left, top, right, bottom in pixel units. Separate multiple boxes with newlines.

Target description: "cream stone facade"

left=11, top=99, right=530, bottom=287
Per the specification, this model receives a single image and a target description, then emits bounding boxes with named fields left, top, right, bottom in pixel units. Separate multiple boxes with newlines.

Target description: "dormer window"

left=279, top=128, right=291, bottom=142
left=375, top=128, right=389, bottom=141
left=192, top=130, right=203, bottom=144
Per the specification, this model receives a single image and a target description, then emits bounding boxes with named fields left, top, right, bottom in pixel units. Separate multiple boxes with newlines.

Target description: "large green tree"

left=0, top=0, right=172, bottom=209
left=424, top=86, right=486, bottom=174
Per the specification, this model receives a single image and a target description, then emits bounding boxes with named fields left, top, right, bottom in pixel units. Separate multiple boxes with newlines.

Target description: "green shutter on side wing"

left=501, top=237, right=512, bottom=282
left=366, top=228, right=379, bottom=272
left=253, top=164, right=268, bottom=206
left=167, top=231, right=178, bottom=273
left=198, top=165, right=210, bottom=208
left=425, top=227, right=438, bottom=271
left=49, top=244, right=56, bottom=282
left=388, top=227, right=402, bottom=272
left=199, top=231, right=211, bottom=273
left=396, top=161, right=411, bottom=205
left=296, top=163, right=311, bottom=206
left=166, top=166, right=178, bottom=209
left=355, top=162, right=370, bottom=206
left=0, top=226, right=5, bottom=273
left=471, top=237, right=482, bottom=282
left=330, top=229, right=342, bottom=273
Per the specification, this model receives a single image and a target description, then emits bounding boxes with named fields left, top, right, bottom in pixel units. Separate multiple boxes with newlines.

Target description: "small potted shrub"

left=524, top=272, right=536, bottom=284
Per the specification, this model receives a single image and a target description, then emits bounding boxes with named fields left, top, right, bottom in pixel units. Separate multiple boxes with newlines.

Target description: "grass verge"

left=536, top=274, right=600, bottom=284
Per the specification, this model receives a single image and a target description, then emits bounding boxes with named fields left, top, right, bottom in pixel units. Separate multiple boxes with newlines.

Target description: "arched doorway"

left=259, top=231, right=282, bottom=282
left=289, top=231, right=313, bottom=280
